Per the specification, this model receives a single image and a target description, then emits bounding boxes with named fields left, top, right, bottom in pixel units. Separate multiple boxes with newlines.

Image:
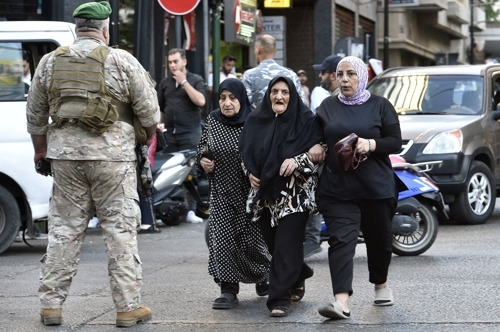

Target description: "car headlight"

left=422, top=129, right=463, bottom=154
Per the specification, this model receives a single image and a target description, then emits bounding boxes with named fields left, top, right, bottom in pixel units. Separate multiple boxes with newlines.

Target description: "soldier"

left=26, top=1, right=160, bottom=328
left=242, top=34, right=306, bottom=110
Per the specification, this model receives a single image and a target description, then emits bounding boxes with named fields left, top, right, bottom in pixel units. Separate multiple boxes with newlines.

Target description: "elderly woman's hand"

left=280, top=158, right=298, bottom=177
left=308, top=143, right=325, bottom=163
left=200, top=157, right=215, bottom=173
left=249, top=173, right=260, bottom=189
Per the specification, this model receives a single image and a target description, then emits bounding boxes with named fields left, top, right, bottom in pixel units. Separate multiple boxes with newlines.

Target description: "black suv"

left=367, top=64, right=500, bottom=225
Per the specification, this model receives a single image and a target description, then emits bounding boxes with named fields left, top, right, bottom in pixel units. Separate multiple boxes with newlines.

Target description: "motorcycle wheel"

left=392, top=201, right=438, bottom=256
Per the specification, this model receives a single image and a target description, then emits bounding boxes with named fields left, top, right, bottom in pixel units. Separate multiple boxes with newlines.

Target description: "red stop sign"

left=158, top=0, right=200, bottom=15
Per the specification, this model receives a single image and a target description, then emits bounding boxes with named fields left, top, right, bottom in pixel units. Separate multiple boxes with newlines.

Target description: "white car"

left=0, top=21, right=76, bottom=254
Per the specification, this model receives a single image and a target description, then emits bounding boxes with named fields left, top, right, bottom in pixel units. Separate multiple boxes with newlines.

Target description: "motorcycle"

left=151, top=149, right=209, bottom=226
left=320, top=155, right=447, bottom=256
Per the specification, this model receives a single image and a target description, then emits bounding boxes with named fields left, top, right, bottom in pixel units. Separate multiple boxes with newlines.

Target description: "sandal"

left=318, top=301, right=351, bottom=320
left=212, top=293, right=239, bottom=309
left=270, top=305, right=290, bottom=317
left=290, top=267, right=314, bottom=302
left=374, top=287, right=394, bottom=306
left=290, top=280, right=305, bottom=302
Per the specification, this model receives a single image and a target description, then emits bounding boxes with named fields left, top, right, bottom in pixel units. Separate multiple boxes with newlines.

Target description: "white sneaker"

left=186, top=211, right=203, bottom=223
left=88, top=217, right=100, bottom=228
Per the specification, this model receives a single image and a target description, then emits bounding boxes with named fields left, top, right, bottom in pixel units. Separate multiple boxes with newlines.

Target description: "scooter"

left=151, top=149, right=209, bottom=226
left=320, top=155, right=447, bottom=256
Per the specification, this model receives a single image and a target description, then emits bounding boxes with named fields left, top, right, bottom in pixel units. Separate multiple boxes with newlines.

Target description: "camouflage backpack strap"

left=90, top=46, right=145, bottom=141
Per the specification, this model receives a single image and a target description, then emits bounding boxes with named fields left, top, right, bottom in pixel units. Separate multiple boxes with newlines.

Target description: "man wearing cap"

left=297, top=69, right=311, bottom=108
left=27, top=1, right=159, bottom=327
left=310, top=55, right=343, bottom=112
left=242, top=34, right=306, bottom=110
left=303, top=54, right=343, bottom=259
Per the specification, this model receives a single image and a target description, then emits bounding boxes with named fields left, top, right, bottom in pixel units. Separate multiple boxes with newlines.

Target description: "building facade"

left=1, top=0, right=493, bottom=86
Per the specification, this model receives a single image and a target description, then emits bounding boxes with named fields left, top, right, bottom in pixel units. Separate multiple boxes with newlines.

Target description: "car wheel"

left=449, top=161, right=495, bottom=225
left=0, top=186, right=21, bottom=254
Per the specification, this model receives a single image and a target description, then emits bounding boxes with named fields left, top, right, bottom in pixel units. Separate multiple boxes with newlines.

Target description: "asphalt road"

left=1, top=204, right=500, bottom=332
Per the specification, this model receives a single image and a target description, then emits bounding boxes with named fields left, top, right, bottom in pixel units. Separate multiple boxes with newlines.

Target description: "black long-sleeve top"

left=316, top=94, right=402, bottom=201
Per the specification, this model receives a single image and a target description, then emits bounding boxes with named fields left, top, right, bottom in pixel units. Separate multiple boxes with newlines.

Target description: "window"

left=0, top=42, right=24, bottom=101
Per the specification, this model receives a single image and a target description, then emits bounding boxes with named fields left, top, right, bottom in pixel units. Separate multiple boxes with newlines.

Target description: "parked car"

left=367, top=64, right=500, bottom=225
left=0, top=21, right=76, bottom=254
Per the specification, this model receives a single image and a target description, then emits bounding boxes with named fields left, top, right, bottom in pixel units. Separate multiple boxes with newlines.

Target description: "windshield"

left=367, top=74, right=484, bottom=115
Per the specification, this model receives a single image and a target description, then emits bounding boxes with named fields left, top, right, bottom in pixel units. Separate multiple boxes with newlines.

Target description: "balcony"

left=410, top=0, right=448, bottom=11
left=447, top=0, right=468, bottom=24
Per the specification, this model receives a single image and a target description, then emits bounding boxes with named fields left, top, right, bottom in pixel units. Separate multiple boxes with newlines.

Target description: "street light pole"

left=470, top=0, right=474, bottom=64
left=384, top=0, right=389, bottom=68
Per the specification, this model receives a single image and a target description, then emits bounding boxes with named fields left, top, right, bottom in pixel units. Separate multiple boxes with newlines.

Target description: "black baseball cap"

left=313, top=55, right=343, bottom=72
left=222, top=54, right=237, bottom=62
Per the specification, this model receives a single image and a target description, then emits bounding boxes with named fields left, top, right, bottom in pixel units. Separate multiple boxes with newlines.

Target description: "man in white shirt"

left=207, top=54, right=237, bottom=91
left=310, top=55, right=343, bottom=113
left=297, top=69, right=311, bottom=108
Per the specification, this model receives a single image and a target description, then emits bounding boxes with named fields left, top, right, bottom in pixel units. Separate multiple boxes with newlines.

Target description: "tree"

left=484, top=0, right=500, bottom=22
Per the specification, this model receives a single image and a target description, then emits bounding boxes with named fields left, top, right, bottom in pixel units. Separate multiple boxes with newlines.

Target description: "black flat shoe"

left=256, top=279, right=269, bottom=296
left=212, top=293, right=238, bottom=309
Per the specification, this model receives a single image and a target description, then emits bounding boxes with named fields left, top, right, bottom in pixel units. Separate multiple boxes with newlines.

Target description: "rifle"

left=136, top=143, right=159, bottom=232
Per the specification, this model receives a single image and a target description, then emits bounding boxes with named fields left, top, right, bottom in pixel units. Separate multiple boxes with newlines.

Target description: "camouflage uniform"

left=26, top=37, right=160, bottom=312
left=241, top=59, right=307, bottom=110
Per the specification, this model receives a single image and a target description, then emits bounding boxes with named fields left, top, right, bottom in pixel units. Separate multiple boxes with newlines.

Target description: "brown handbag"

left=334, top=133, right=367, bottom=171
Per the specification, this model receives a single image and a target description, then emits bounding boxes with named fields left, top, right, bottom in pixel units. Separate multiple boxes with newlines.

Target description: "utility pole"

left=210, top=1, right=222, bottom=106
left=384, top=0, right=389, bottom=68
left=470, top=0, right=474, bottom=64
left=109, top=0, right=119, bottom=46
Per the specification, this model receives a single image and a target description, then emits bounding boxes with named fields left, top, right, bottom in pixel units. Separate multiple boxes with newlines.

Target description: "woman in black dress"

left=197, top=78, right=270, bottom=310
left=239, top=76, right=323, bottom=317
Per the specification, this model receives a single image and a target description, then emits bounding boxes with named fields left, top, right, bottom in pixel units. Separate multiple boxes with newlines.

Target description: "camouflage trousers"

left=38, top=160, right=143, bottom=312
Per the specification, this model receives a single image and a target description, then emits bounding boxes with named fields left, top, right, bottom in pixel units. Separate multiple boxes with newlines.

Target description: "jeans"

left=304, top=213, right=322, bottom=244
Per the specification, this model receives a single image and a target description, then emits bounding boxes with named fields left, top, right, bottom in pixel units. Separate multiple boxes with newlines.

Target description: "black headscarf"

left=239, top=76, right=323, bottom=200
left=211, top=78, right=252, bottom=127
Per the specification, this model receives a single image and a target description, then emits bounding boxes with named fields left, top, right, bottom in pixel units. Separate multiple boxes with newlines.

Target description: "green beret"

left=73, top=1, right=112, bottom=20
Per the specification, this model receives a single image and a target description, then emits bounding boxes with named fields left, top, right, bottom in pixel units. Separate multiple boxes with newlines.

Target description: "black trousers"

left=259, top=208, right=312, bottom=310
left=220, top=282, right=239, bottom=295
left=319, top=198, right=396, bottom=296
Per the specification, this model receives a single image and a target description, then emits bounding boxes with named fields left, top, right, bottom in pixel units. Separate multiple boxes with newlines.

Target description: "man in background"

left=242, top=34, right=306, bottom=110
left=310, top=55, right=343, bottom=112
left=157, top=48, right=206, bottom=224
left=207, top=54, right=237, bottom=91
left=297, top=69, right=310, bottom=108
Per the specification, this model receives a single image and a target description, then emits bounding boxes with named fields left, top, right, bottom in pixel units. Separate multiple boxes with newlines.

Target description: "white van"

left=0, top=21, right=76, bottom=254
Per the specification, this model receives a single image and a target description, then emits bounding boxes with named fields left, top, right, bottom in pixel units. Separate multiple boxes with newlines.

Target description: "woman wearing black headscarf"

left=239, top=76, right=324, bottom=317
left=197, top=78, right=271, bottom=310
